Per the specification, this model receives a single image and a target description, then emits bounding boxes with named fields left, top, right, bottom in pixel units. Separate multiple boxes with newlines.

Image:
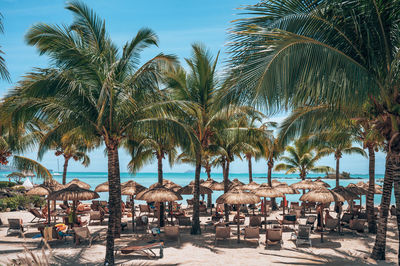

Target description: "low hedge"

left=0, top=195, right=46, bottom=211
left=0, top=181, right=16, bottom=188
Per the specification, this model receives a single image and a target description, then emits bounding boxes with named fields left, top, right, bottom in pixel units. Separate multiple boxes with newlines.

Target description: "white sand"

left=0, top=208, right=397, bottom=265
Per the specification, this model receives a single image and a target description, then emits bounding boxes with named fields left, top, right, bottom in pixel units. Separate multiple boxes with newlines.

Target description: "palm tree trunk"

left=224, top=160, right=230, bottom=222
left=62, top=156, right=70, bottom=185
left=267, top=159, right=277, bottom=210
left=105, top=142, right=122, bottom=266
left=335, top=157, right=340, bottom=188
left=371, top=153, right=394, bottom=261
left=367, top=145, right=377, bottom=233
left=248, top=155, right=253, bottom=183
left=157, top=154, right=165, bottom=227
left=191, top=152, right=202, bottom=235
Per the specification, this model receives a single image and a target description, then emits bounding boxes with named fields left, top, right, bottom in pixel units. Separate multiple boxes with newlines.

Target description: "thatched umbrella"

left=238, top=181, right=260, bottom=191
left=346, top=183, right=369, bottom=209
left=274, top=183, right=299, bottom=214
left=253, top=185, right=284, bottom=240
left=121, top=180, right=146, bottom=232
left=7, top=172, right=27, bottom=183
left=210, top=181, right=225, bottom=191
left=66, top=178, right=91, bottom=189
left=216, top=190, right=260, bottom=243
left=332, top=186, right=360, bottom=201
left=49, top=184, right=99, bottom=224
left=271, top=180, right=282, bottom=187
left=231, top=178, right=245, bottom=187
left=149, top=179, right=182, bottom=192
left=136, top=185, right=182, bottom=226
left=201, top=178, right=218, bottom=207
left=313, top=179, right=331, bottom=188
left=178, top=184, right=212, bottom=195
left=94, top=181, right=109, bottom=192
left=27, top=185, right=52, bottom=223
left=290, top=180, right=317, bottom=191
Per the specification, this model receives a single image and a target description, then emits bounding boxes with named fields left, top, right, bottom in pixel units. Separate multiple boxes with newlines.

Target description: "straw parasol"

left=356, top=182, right=382, bottom=194
left=49, top=184, right=99, bottom=201
left=332, top=186, right=360, bottom=201
left=43, top=179, right=64, bottom=191
left=253, top=185, right=284, bottom=239
left=121, top=180, right=146, bottom=232
left=94, top=181, right=109, bottom=192
left=300, top=188, right=345, bottom=204
left=136, top=185, right=182, bottom=226
left=66, top=178, right=91, bottom=189
left=274, top=183, right=299, bottom=214
left=290, top=180, right=318, bottom=190
left=271, top=180, right=282, bottom=187
left=216, top=190, right=260, bottom=243
left=238, top=181, right=260, bottom=191
left=201, top=178, right=217, bottom=189
left=210, top=181, right=225, bottom=191
left=27, top=185, right=52, bottom=223
left=177, top=184, right=212, bottom=195
left=149, top=179, right=182, bottom=192
left=231, top=178, right=244, bottom=186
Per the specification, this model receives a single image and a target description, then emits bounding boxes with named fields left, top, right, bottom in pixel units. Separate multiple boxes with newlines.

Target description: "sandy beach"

left=0, top=207, right=397, bottom=265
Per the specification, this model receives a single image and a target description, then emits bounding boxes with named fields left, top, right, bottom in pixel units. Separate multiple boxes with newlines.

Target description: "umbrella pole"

left=53, top=200, right=57, bottom=224
left=237, top=204, right=240, bottom=243
left=47, top=198, right=51, bottom=225
left=131, top=196, right=135, bottom=233
left=264, top=197, right=267, bottom=231
left=170, top=201, right=173, bottom=224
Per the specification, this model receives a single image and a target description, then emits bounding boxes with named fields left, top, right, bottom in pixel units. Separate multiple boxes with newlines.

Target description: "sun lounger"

left=214, top=226, right=231, bottom=246
left=7, top=219, right=24, bottom=237
left=29, top=208, right=46, bottom=222
left=244, top=226, right=259, bottom=244
left=163, top=225, right=180, bottom=244
left=304, top=215, right=317, bottom=230
left=276, top=215, right=297, bottom=229
left=249, top=215, right=262, bottom=227
left=341, top=212, right=354, bottom=227
left=349, top=219, right=366, bottom=233
left=116, top=242, right=164, bottom=258
left=73, top=226, right=101, bottom=247
left=292, top=225, right=311, bottom=247
left=325, top=218, right=339, bottom=231
left=233, top=214, right=245, bottom=225
left=266, top=228, right=282, bottom=248
left=89, top=211, right=104, bottom=225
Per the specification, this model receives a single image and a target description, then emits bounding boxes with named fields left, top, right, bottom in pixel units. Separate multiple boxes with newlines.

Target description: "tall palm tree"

left=0, top=13, right=10, bottom=82
left=125, top=134, right=177, bottom=227
left=3, top=2, right=180, bottom=264
left=228, top=1, right=400, bottom=260
left=274, top=139, right=333, bottom=180
left=309, top=131, right=367, bottom=187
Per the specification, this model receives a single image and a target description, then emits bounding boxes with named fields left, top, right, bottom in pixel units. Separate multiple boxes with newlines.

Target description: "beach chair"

left=177, top=216, right=191, bottom=227
left=7, top=219, right=24, bottom=237
left=73, top=226, right=101, bottom=247
left=37, top=225, right=65, bottom=247
left=293, top=225, right=311, bottom=247
left=116, top=242, right=164, bottom=259
left=341, top=213, right=354, bottom=227
left=233, top=214, right=245, bottom=225
left=139, top=204, right=151, bottom=216
left=214, top=226, right=231, bottom=246
left=304, top=215, right=317, bottom=230
left=266, top=228, right=282, bottom=248
left=249, top=215, right=262, bottom=227
left=276, top=215, right=297, bottom=229
left=199, top=204, right=207, bottom=214
left=29, top=208, right=46, bottom=222
left=325, top=218, right=339, bottom=231
left=89, top=211, right=104, bottom=225
left=163, top=225, right=180, bottom=244
left=244, top=227, right=260, bottom=244
left=349, top=219, right=366, bottom=233
left=135, top=216, right=149, bottom=233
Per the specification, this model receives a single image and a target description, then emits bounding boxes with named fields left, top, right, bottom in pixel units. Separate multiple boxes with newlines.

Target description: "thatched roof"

left=231, top=178, right=244, bottom=186
left=290, top=180, right=318, bottom=190
left=209, top=181, right=225, bottom=191
left=177, top=184, right=212, bottom=195
left=48, top=184, right=99, bottom=201
left=200, top=178, right=218, bottom=189
left=313, top=180, right=331, bottom=188
left=66, top=178, right=91, bottom=189
left=237, top=181, right=260, bottom=191
left=94, top=181, right=109, bottom=192
left=43, top=179, right=64, bottom=191
left=216, top=190, right=260, bottom=205
left=346, top=183, right=368, bottom=195
left=7, top=172, right=27, bottom=178
left=253, top=185, right=284, bottom=198
left=356, top=182, right=382, bottom=194
left=121, top=180, right=146, bottom=196
left=136, top=185, right=182, bottom=202
left=274, top=184, right=299, bottom=194
left=149, top=179, right=182, bottom=192
left=332, top=186, right=360, bottom=200
left=300, top=188, right=345, bottom=203
left=271, top=180, right=282, bottom=187
left=27, top=185, right=52, bottom=196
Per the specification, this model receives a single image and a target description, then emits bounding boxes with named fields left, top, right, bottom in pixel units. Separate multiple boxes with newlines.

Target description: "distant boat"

left=53, top=172, right=62, bottom=176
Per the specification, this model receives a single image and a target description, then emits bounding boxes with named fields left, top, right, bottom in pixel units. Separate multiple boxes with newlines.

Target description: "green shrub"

left=0, top=181, right=16, bottom=188
left=0, top=195, right=46, bottom=211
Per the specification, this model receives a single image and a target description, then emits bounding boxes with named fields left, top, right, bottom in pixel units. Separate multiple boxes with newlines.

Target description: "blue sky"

left=0, top=0, right=386, bottom=174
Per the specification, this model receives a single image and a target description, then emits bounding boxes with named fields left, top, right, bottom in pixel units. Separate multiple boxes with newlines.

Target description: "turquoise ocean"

left=2, top=172, right=391, bottom=205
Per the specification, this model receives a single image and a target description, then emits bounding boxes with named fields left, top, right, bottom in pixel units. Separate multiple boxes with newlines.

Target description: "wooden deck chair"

left=304, top=215, right=317, bottom=230
left=325, top=218, right=339, bottom=231
left=233, top=214, right=245, bottom=225
left=7, top=219, right=24, bottom=237
left=177, top=216, right=191, bottom=227
left=73, top=226, right=100, bottom=247
left=117, top=242, right=164, bottom=259
left=214, top=226, right=231, bottom=246
left=163, top=226, right=180, bottom=244
left=249, top=215, right=262, bottom=227
left=139, top=204, right=151, bottom=216
left=349, top=219, right=366, bottom=233
left=89, top=211, right=104, bottom=225
left=266, top=228, right=282, bottom=248
left=244, top=227, right=259, bottom=244
left=29, top=208, right=46, bottom=222
left=293, top=225, right=311, bottom=247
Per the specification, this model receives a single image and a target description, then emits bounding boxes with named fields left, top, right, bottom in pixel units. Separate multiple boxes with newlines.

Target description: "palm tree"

left=228, top=1, right=400, bottom=260
left=309, top=131, right=367, bottom=187
left=125, top=134, right=177, bottom=227
left=3, top=2, right=180, bottom=264
left=0, top=13, right=10, bottom=82
left=274, top=139, right=333, bottom=180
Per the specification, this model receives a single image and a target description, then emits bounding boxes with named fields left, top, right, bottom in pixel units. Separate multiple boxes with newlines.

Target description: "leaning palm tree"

left=228, top=1, right=400, bottom=260
left=274, top=139, right=333, bottom=180
left=2, top=2, right=180, bottom=264
left=308, top=131, right=367, bottom=187
left=0, top=13, right=10, bottom=82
